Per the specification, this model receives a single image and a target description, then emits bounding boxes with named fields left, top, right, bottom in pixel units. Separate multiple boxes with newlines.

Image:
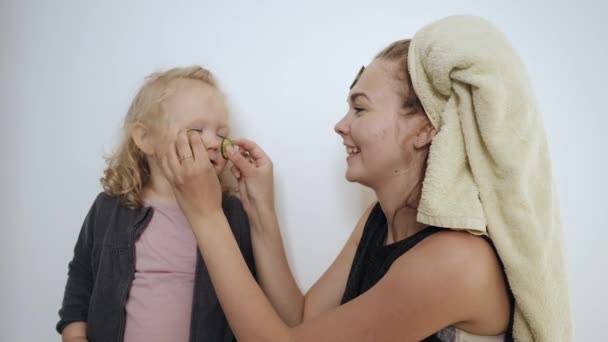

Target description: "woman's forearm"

left=192, top=212, right=291, bottom=342
left=249, top=205, right=305, bottom=326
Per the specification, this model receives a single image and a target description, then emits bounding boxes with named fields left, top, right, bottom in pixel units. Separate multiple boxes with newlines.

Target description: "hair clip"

left=349, top=66, right=365, bottom=90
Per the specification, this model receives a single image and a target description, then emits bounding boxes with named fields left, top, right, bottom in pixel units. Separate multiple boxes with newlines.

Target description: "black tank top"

left=340, top=203, right=514, bottom=341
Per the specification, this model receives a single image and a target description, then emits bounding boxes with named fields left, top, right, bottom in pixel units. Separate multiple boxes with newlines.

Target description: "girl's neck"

left=141, top=163, right=178, bottom=207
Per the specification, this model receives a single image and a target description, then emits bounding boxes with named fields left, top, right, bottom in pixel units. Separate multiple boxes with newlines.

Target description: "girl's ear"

left=130, top=123, right=155, bottom=155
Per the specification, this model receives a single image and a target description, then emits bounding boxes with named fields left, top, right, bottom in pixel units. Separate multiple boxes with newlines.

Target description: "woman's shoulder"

left=384, top=229, right=507, bottom=308
left=408, top=229, right=501, bottom=280
left=390, top=229, right=511, bottom=332
left=350, top=201, right=381, bottom=245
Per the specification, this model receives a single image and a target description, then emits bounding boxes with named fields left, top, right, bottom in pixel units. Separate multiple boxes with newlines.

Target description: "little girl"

left=57, top=66, right=255, bottom=342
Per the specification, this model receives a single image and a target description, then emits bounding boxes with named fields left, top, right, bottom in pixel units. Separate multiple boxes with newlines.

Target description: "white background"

left=2, top=0, right=606, bottom=340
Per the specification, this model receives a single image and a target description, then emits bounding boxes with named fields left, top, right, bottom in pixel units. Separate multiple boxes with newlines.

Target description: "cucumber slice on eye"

left=220, top=137, right=233, bottom=160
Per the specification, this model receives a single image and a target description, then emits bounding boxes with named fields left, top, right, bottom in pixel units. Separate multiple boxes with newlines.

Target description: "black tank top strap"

left=340, top=203, right=515, bottom=341
left=341, top=203, right=444, bottom=304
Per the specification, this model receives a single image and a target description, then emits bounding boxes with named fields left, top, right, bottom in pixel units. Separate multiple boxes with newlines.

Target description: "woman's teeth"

left=347, top=147, right=360, bottom=155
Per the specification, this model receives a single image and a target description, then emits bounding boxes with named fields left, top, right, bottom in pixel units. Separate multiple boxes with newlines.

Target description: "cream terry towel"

left=408, top=16, right=573, bottom=341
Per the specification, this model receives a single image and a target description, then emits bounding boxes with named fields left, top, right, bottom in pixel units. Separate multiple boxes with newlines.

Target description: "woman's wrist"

left=250, top=203, right=278, bottom=229
left=187, top=210, right=228, bottom=236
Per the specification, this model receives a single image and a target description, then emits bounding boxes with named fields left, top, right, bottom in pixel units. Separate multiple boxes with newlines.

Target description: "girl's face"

left=334, top=59, right=433, bottom=189
left=157, top=79, right=230, bottom=175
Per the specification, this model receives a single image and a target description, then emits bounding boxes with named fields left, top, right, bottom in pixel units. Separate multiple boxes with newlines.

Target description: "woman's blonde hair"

left=376, top=39, right=430, bottom=213
left=101, top=65, right=233, bottom=208
left=375, top=39, right=423, bottom=115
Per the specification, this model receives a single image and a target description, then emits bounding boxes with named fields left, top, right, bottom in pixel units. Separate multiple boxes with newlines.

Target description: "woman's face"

left=334, top=59, right=433, bottom=189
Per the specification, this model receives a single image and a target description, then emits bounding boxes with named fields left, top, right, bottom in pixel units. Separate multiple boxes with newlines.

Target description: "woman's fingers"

left=159, top=130, right=214, bottom=187
left=156, top=148, right=174, bottom=183
left=188, top=130, right=212, bottom=166
left=226, top=145, right=256, bottom=176
left=176, top=130, right=194, bottom=162
left=230, top=138, right=270, bottom=167
left=155, top=139, right=181, bottom=184
left=231, top=164, right=241, bottom=179
left=167, top=138, right=185, bottom=184
left=237, top=175, right=251, bottom=210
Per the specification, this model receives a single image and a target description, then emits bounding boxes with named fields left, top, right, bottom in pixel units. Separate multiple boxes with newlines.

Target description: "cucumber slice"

left=220, top=137, right=233, bottom=159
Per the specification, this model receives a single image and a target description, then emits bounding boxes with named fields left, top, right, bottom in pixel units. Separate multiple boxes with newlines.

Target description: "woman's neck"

left=374, top=165, right=428, bottom=244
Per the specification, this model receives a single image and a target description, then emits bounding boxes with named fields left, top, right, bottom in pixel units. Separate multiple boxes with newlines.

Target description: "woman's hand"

left=156, top=130, right=223, bottom=225
left=226, top=139, right=276, bottom=227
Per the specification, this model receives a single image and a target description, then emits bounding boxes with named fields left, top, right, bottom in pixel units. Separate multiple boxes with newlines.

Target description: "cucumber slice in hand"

left=220, top=137, right=234, bottom=160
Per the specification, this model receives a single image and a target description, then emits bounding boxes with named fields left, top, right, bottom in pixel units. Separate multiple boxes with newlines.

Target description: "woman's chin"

left=345, top=169, right=363, bottom=184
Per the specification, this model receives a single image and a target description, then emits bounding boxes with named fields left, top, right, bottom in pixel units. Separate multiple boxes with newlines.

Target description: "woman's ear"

left=130, top=123, right=155, bottom=155
left=414, top=119, right=437, bottom=149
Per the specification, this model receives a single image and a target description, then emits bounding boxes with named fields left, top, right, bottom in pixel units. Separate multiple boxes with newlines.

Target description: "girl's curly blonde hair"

left=101, top=65, right=233, bottom=208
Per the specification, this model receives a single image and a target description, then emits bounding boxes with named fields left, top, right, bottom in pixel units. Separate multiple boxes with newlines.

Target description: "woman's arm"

left=160, top=131, right=496, bottom=341
left=191, top=213, right=493, bottom=342
left=246, top=202, right=372, bottom=325
left=299, top=203, right=371, bottom=321
left=228, top=139, right=373, bottom=325
left=246, top=203, right=303, bottom=326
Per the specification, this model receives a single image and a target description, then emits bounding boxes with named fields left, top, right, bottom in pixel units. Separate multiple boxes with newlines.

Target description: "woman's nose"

left=334, top=114, right=351, bottom=137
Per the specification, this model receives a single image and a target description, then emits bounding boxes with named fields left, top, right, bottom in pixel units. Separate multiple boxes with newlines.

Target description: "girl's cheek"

left=215, top=159, right=228, bottom=174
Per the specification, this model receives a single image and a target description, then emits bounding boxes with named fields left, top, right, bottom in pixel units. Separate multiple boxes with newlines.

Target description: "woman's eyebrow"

left=348, top=92, right=371, bottom=103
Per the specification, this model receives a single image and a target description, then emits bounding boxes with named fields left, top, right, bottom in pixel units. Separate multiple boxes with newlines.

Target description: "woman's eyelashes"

left=353, top=106, right=365, bottom=116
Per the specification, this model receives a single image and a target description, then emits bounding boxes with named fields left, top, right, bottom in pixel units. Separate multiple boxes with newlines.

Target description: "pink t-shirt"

left=123, top=198, right=198, bottom=342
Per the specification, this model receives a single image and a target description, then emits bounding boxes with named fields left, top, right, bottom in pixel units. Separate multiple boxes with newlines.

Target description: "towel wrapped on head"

left=408, top=15, right=573, bottom=341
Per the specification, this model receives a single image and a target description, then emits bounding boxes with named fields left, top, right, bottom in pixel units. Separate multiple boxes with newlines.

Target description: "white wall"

left=2, top=0, right=606, bottom=340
